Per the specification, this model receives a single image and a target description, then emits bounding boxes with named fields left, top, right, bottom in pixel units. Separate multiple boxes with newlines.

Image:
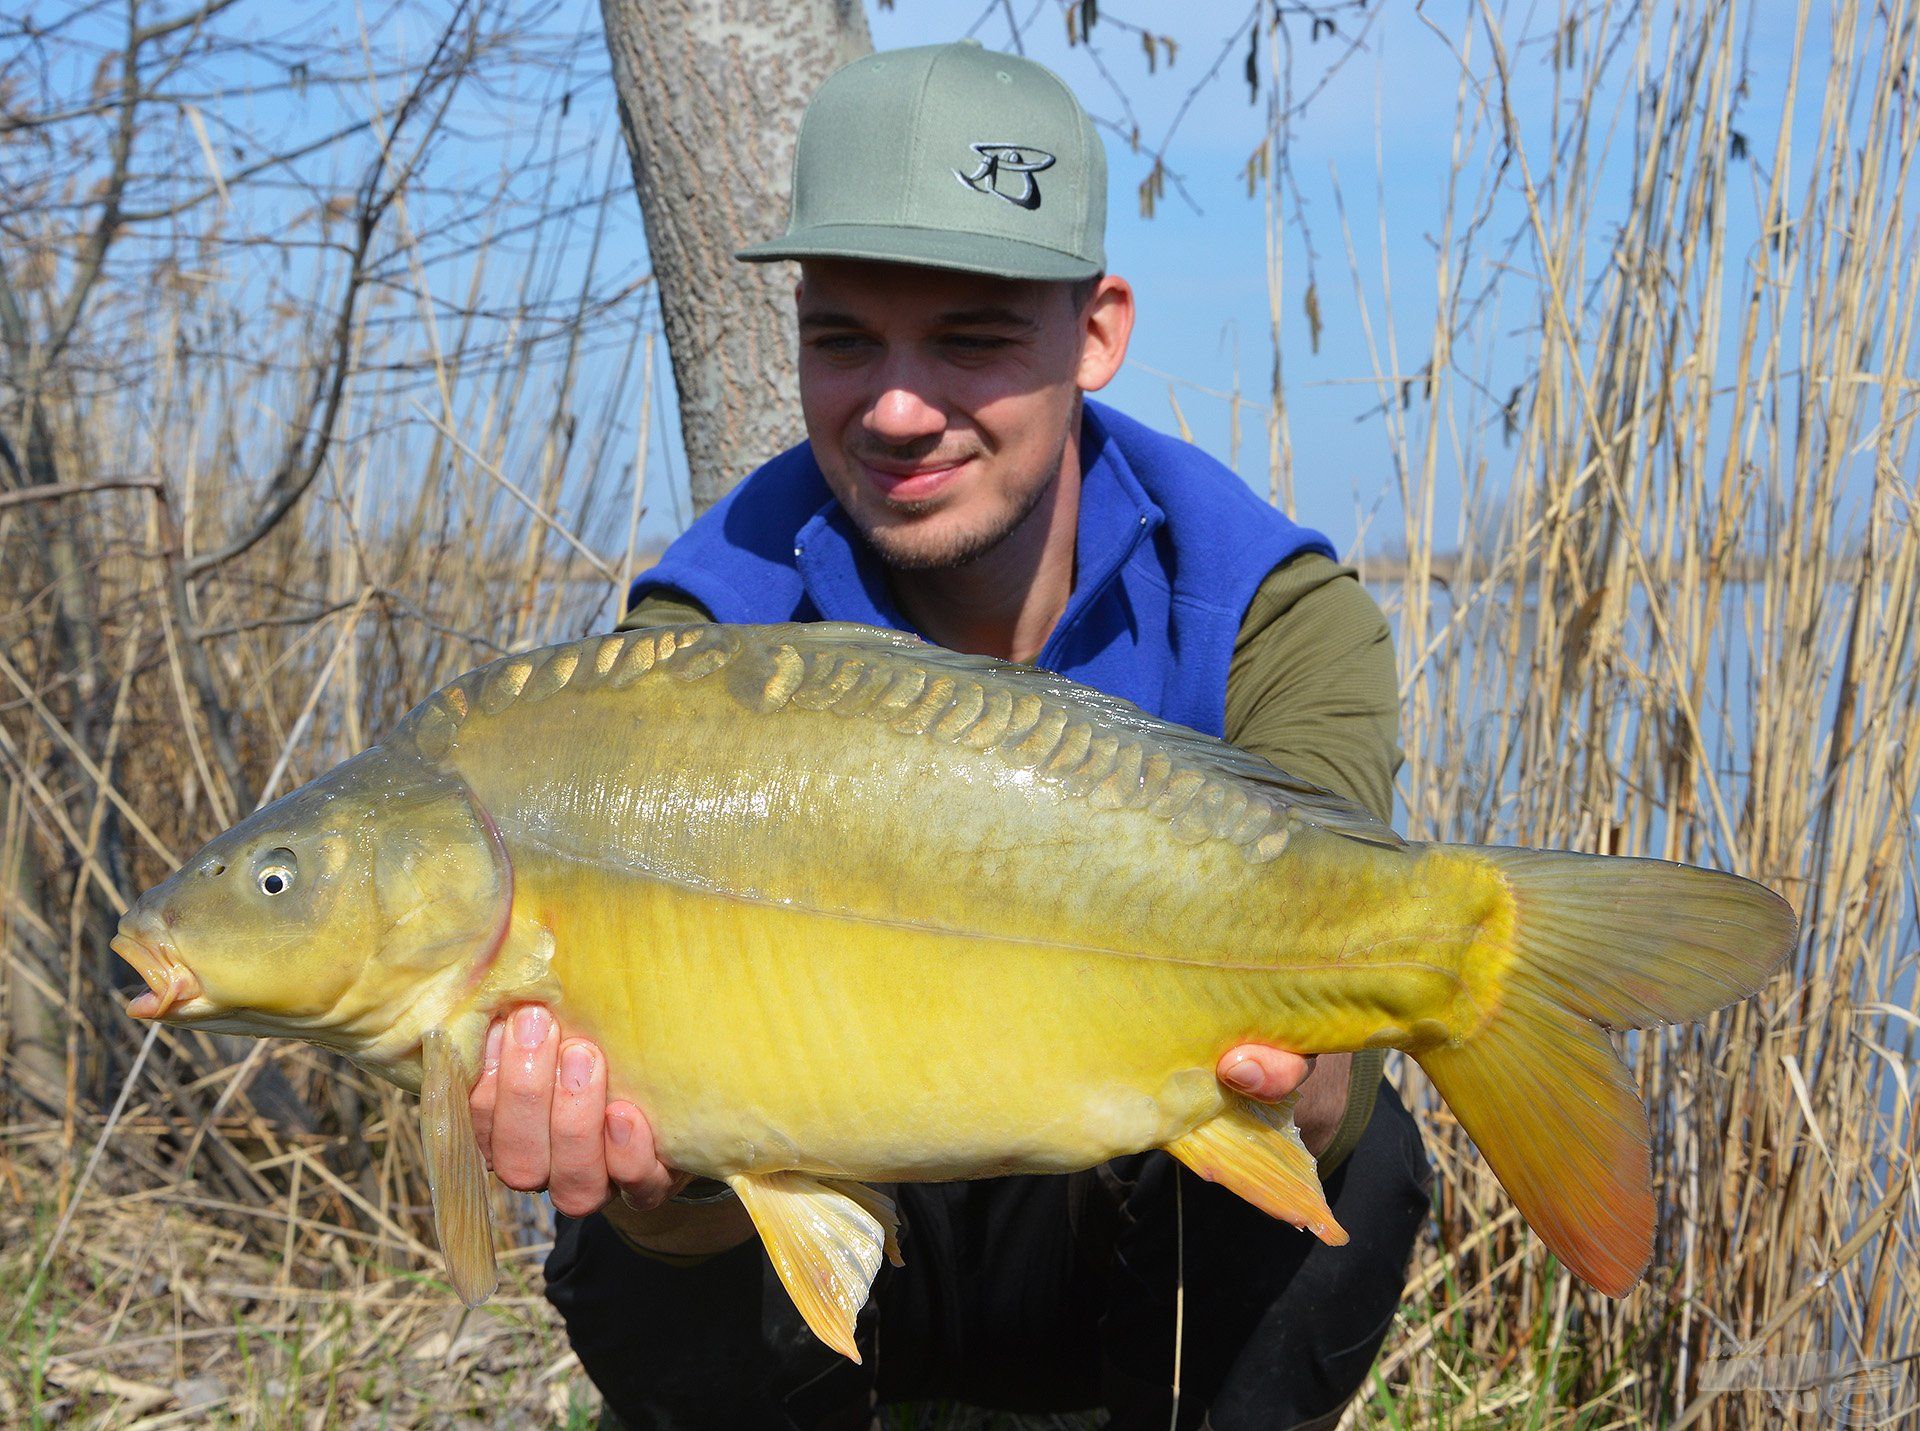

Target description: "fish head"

left=113, top=745, right=511, bottom=1043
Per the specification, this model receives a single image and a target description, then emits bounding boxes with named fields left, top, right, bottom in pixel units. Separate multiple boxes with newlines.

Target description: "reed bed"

left=3, top=1, right=1916, bottom=1427
left=1331, top=1, right=1920, bottom=1424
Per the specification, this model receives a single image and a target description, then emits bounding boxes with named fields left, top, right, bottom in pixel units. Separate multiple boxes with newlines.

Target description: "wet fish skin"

left=113, top=622, right=1796, bottom=1357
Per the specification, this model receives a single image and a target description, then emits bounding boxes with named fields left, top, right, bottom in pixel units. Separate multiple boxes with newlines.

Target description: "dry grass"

left=1, top=1143, right=587, bottom=1427
left=3, top=1, right=1917, bottom=1428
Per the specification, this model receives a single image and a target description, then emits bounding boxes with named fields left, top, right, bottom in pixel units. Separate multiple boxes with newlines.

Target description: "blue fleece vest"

left=629, top=400, right=1333, bottom=737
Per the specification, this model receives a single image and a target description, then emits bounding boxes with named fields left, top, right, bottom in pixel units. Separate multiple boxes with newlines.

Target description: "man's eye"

left=812, top=334, right=872, bottom=353
left=943, top=334, right=1012, bottom=352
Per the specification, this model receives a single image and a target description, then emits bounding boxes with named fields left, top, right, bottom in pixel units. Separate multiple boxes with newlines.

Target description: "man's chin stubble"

left=843, top=421, right=1070, bottom=573
left=861, top=481, right=1053, bottom=572
left=862, top=521, right=1003, bottom=572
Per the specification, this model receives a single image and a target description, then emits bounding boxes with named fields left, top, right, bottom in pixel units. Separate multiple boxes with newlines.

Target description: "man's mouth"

left=111, top=924, right=201, bottom=1019
left=856, top=453, right=974, bottom=503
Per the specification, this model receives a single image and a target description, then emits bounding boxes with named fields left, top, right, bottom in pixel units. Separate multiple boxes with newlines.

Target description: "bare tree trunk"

left=599, top=0, right=871, bottom=515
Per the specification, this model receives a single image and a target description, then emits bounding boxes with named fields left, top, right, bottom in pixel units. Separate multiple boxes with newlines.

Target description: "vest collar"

left=792, top=403, right=1166, bottom=656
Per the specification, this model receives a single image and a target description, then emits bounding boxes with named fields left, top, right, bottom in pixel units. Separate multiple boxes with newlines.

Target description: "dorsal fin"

left=393, top=626, right=739, bottom=760
left=736, top=623, right=1405, bottom=853
left=392, top=621, right=1402, bottom=854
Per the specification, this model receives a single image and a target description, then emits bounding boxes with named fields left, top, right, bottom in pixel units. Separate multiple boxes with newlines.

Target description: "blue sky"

left=612, top=0, right=1821, bottom=559
left=24, top=0, right=1835, bottom=562
left=913, top=1, right=1817, bottom=551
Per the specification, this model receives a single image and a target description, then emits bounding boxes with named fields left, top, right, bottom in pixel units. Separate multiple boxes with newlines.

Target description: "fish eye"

left=256, top=849, right=298, bottom=897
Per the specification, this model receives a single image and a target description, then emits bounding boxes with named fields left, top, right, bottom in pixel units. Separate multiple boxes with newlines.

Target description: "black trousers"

left=546, top=1079, right=1432, bottom=1431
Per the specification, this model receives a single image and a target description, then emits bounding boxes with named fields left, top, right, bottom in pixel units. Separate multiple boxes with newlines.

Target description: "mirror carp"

left=114, top=622, right=1796, bottom=1359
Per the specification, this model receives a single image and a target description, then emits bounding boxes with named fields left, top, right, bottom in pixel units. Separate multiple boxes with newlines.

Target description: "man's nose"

left=863, top=358, right=946, bottom=445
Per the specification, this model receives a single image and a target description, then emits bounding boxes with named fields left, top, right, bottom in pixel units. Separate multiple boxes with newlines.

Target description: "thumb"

left=1218, top=1045, right=1316, bottom=1103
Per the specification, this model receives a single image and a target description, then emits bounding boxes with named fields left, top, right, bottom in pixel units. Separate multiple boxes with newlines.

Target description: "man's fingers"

left=489, top=1005, right=559, bottom=1192
left=602, top=1103, right=653, bottom=1188
left=467, top=1019, right=505, bottom=1167
left=1218, top=1044, right=1315, bottom=1103
left=468, top=1011, right=685, bottom=1218
left=605, top=1102, right=679, bottom=1212
left=548, top=1040, right=611, bottom=1217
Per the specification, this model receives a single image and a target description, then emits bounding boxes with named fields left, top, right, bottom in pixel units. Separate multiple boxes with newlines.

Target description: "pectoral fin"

left=838, top=1179, right=905, bottom=1268
left=729, top=1172, right=901, bottom=1362
left=1164, top=1092, right=1348, bottom=1245
left=421, top=1029, right=499, bottom=1306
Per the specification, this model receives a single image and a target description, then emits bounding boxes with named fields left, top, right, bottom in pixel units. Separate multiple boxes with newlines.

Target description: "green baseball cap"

left=737, top=40, right=1106, bottom=282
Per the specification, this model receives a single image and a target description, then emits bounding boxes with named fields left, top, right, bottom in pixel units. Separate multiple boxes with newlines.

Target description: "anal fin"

left=421, top=1029, right=499, bottom=1306
left=1164, top=1092, right=1348, bottom=1245
left=730, top=1172, right=900, bottom=1362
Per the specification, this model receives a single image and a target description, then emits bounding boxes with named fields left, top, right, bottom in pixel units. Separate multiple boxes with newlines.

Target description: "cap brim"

left=737, top=223, right=1099, bottom=282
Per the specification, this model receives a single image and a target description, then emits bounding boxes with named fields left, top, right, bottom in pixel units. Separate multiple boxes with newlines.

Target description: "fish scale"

left=485, top=626, right=1336, bottom=872
left=113, top=620, right=1796, bottom=1361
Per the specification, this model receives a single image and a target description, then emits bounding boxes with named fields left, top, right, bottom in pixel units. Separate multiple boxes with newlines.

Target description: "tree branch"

left=132, top=0, right=243, bottom=48
left=0, top=477, right=162, bottom=511
left=37, top=0, right=145, bottom=370
left=183, top=6, right=477, bottom=581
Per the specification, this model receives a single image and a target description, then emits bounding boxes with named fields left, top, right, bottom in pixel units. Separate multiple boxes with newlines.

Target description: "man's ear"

left=1076, top=275, right=1135, bottom=393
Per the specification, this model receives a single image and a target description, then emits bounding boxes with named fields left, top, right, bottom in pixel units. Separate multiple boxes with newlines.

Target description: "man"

left=469, top=40, right=1431, bottom=1431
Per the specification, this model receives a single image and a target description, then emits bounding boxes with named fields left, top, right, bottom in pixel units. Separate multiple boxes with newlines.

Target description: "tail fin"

left=1414, top=848, right=1796, bottom=1296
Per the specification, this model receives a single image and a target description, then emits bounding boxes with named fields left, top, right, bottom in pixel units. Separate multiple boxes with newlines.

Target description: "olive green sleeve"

left=1223, top=552, right=1402, bottom=824
left=1222, top=551, right=1404, bottom=1175
left=615, top=587, right=714, bottom=631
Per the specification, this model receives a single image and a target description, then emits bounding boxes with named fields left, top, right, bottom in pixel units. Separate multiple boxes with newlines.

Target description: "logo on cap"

left=954, top=143, right=1055, bottom=211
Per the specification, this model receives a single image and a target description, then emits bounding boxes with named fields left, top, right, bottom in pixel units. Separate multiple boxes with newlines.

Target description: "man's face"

left=796, top=259, right=1118, bottom=571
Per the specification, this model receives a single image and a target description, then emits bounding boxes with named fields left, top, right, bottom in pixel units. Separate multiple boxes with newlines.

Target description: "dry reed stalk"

left=1309, top=1, right=1920, bottom=1424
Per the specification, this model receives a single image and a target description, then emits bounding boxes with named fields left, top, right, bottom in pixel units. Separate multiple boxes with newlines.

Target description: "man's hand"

left=468, top=1005, right=682, bottom=1217
left=1217, top=1045, right=1352, bottom=1156
left=470, top=1006, right=758, bottom=1258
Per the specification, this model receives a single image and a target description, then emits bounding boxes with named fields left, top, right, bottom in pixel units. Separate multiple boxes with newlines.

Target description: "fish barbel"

left=113, top=622, right=1795, bottom=1358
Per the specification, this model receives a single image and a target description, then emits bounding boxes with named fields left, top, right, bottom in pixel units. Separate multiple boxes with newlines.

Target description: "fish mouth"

left=111, top=926, right=202, bottom=1020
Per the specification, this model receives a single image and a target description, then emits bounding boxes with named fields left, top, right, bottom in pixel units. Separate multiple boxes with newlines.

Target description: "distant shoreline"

left=1354, top=552, right=1846, bottom=587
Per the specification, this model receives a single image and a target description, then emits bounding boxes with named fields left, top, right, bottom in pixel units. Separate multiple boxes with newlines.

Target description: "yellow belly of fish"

left=523, top=861, right=1463, bottom=1182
